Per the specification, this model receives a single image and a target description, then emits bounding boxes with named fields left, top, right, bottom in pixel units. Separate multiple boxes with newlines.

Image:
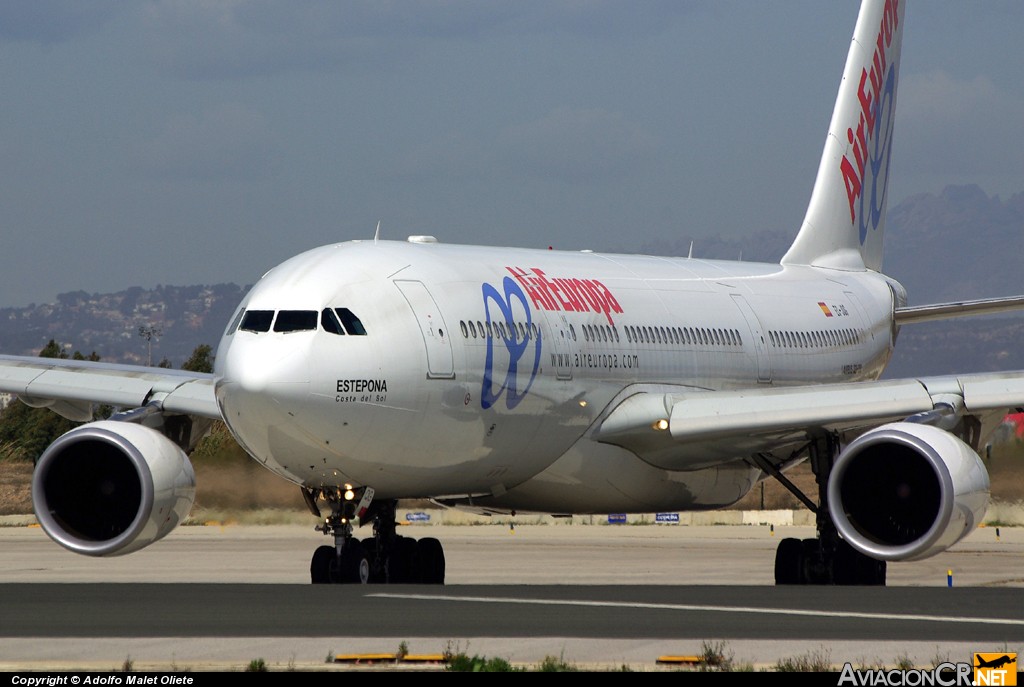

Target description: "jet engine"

left=32, top=420, right=196, bottom=556
left=827, top=422, right=989, bottom=561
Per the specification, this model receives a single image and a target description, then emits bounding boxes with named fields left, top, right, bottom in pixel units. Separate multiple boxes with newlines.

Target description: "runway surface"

left=1, top=522, right=1021, bottom=670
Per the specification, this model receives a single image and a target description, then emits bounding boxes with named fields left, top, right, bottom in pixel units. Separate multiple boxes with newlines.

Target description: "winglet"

left=782, top=0, right=905, bottom=272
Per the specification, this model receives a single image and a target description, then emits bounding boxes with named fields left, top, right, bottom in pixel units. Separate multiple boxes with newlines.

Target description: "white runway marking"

left=370, top=593, right=1024, bottom=627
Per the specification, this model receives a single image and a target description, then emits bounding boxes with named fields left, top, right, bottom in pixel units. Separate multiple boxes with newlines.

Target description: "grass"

left=446, top=653, right=521, bottom=672
left=245, top=658, right=268, bottom=672
left=775, top=648, right=833, bottom=672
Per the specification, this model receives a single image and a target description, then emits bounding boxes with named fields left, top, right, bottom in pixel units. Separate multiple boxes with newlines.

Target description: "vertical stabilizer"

left=781, top=0, right=904, bottom=272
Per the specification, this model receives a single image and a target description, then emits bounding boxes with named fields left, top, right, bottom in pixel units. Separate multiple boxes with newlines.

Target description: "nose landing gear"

left=305, top=486, right=445, bottom=585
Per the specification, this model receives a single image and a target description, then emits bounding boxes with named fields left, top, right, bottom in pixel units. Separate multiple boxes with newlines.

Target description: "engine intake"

left=827, top=422, right=989, bottom=561
left=33, top=421, right=196, bottom=557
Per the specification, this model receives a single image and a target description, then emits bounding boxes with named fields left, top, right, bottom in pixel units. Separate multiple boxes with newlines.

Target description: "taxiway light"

left=652, top=419, right=669, bottom=431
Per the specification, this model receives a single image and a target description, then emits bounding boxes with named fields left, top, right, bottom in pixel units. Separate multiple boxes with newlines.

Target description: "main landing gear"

left=304, top=486, right=445, bottom=585
left=754, top=433, right=885, bottom=586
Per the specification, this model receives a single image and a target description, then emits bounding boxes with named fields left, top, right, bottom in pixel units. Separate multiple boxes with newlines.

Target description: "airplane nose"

left=217, top=330, right=312, bottom=418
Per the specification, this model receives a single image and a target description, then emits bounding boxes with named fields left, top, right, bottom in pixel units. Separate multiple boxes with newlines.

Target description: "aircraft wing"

left=594, top=372, right=1024, bottom=471
left=895, top=295, right=1024, bottom=324
left=0, top=354, right=220, bottom=422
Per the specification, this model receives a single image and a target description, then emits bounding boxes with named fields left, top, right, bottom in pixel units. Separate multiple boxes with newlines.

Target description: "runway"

left=1, top=522, right=1021, bottom=670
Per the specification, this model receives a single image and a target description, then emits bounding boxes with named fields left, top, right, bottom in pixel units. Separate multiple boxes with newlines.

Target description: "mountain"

left=0, top=283, right=247, bottom=366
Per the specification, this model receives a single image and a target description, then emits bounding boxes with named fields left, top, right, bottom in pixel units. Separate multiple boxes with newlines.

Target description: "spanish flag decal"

left=818, top=302, right=834, bottom=317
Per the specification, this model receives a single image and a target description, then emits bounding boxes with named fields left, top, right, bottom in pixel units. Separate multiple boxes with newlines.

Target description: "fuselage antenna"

left=374, top=220, right=381, bottom=243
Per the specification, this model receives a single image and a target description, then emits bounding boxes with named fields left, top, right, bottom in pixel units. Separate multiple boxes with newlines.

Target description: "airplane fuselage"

left=215, top=239, right=901, bottom=513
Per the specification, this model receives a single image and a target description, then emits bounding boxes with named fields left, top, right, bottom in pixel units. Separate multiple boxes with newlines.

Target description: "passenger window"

left=322, top=308, right=346, bottom=335
left=469, top=321, right=477, bottom=338
left=240, top=310, right=274, bottom=333
left=336, top=308, right=367, bottom=335
left=460, top=321, right=469, bottom=338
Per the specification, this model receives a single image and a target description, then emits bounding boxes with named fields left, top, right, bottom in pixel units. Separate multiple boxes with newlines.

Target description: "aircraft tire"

left=310, top=545, right=334, bottom=584
left=416, top=537, right=445, bottom=585
left=362, top=537, right=386, bottom=583
left=387, top=536, right=417, bottom=583
left=774, top=538, right=803, bottom=585
left=337, top=540, right=370, bottom=584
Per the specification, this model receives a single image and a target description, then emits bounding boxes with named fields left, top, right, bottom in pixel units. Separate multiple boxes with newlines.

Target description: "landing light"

left=344, top=489, right=356, bottom=501
left=652, top=419, right=669, bottom=431
left=579, top=400, right=588, bottom=408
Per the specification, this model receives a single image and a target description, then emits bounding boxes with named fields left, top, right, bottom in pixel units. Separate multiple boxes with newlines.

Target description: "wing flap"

left=25, top=368, right=156, bottom=408
left=0, top=355, right=221, bottom=420
left=668, top=379, right=933, bottom=442
left=962, top=374, right=1024, bottom=412
left=595, top=372, right=1024, bottom=472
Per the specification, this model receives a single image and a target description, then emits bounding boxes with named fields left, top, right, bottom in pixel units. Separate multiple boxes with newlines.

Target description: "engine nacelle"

left=827, top=422, right=989, bottom=562
left=33, top=421, right=196, bottom=557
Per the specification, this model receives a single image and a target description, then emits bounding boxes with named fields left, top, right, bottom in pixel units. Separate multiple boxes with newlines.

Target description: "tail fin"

left=781, top=0, right=905, bottom=272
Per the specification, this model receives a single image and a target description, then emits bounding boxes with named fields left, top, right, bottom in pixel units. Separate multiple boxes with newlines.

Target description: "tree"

left=0, top=340, right=84, bottom=461
left=182, top=344, right=214, bottom=373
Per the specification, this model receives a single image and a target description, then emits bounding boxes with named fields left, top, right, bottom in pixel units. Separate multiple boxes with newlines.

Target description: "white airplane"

left=1, top=0, right=1021, bottom=586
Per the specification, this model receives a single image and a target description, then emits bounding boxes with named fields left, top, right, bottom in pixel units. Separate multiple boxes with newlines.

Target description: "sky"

left=1, top=1, right=1021, bottom=308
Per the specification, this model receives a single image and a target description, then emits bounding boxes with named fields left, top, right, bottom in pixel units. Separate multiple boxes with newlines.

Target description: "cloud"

left=898, top=70, right=1024, bottom=177
left=0, top=1, right=120, bottom=44
left=496, top=107, right=658, bottom=181
left=130, top=103, right=282, bottom=181
left=137, top=0, right=690, bottom=79
left=396, top=107, right=657, bottom=184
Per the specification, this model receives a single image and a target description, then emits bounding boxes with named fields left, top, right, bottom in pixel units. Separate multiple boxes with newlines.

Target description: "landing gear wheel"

left=834, top=540, right=886, bottom=585
left=387, top=536, right=417, bottom=583
left=311, top=545, right=334, bottom=584
left=334, top=541, right=370, bottom=584
left=774, top=538, right=803, bottom=585
left=362, top=537, right=386, bottom=583
left=416, top=537, right=446, bottom=585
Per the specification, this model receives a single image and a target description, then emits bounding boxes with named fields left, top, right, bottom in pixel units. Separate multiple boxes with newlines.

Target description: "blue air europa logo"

left=481, top=277, right=542, bottom=410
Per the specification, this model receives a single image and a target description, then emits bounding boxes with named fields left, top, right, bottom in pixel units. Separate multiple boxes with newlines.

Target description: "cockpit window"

left=336, top=308, right=367, bottom=335
left=226, top=307, right=246, bottom=335
left=240, top=310, right=274, bottom=333
left=321, top=308, right=345, bottom=335
left=274, top=310, right=317, bottom=333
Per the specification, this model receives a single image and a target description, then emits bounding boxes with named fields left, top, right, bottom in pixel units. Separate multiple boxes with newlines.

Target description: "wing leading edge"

left=0, top=354, right=220, bottom=422
left=594, top=372, right=1024, bottom=472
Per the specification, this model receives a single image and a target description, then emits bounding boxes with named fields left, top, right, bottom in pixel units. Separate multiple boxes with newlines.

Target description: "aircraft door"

left=394, top=280, right=455, bottom=379
left=731, top=294, right=772, bottom=384
left=550, top=314, right=574, bottom=380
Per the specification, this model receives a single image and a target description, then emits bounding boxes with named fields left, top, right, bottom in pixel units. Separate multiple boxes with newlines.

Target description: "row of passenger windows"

left=457, top=319, right=742, bottom=348
left=231, top=308, right=367, bottom=335
left=626, top=325, right=742, bottom=347
left=459, top=319, right=540, bottom=341
left=769, top=328, right=862, bottom=349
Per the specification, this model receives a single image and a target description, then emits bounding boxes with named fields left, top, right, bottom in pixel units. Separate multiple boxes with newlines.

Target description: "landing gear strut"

left=757, top=433, right=886, bottom=586
left=309, top=487, right=370, bottom=584
left=305, top=487, right=445, bottom=585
